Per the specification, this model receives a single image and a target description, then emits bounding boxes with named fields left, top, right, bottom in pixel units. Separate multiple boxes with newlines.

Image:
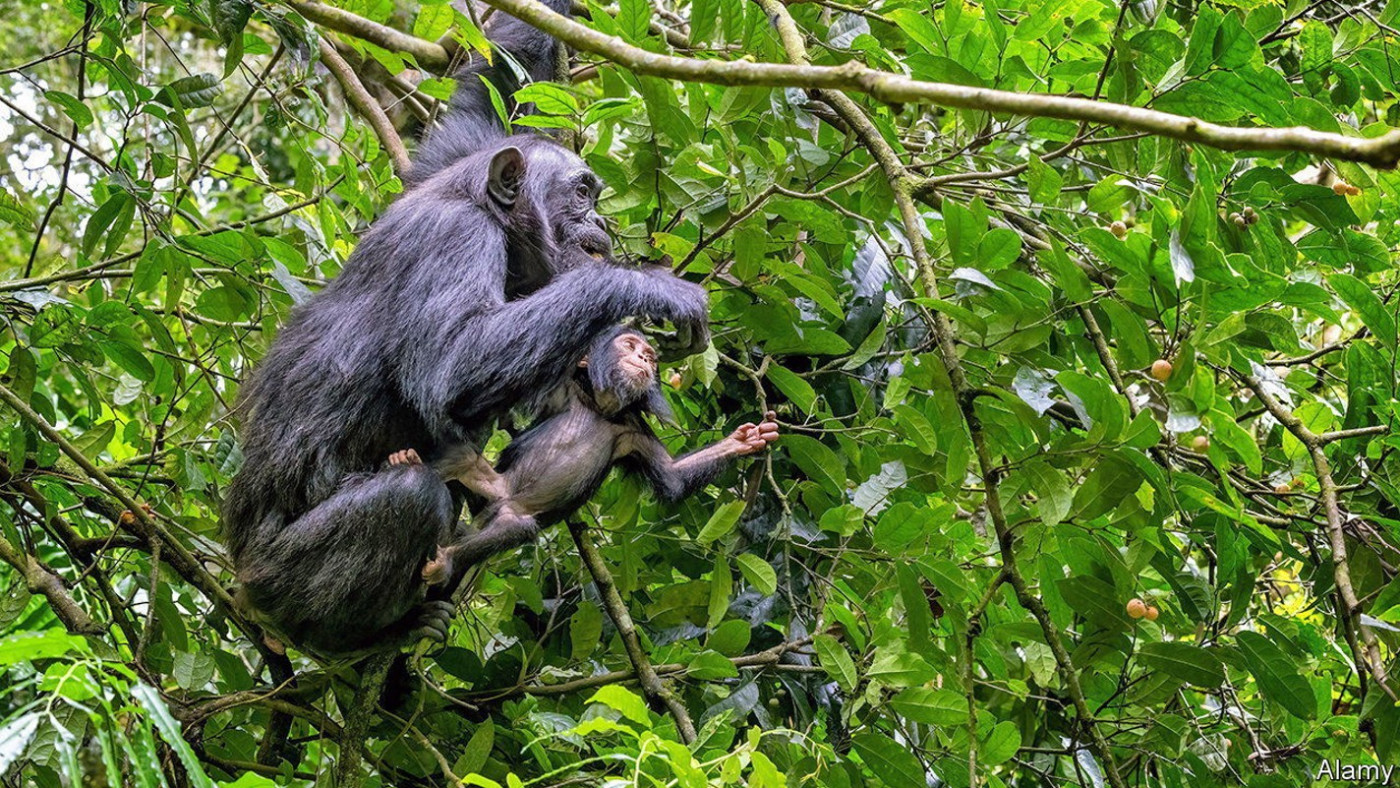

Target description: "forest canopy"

left=2, top=0, right=1400, bottom=786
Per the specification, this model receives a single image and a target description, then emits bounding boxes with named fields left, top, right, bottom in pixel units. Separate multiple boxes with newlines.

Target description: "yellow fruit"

left=1150, top=359, right=1173, bottom=381
left=667, top=371, right=683, bottom=390
left=1126, top=598, right=1147, bottom=619
left=1333, top=182, right=1351, bottom=195
left=1191, top=435, right=1210, bottom=451
left=1109, top=221, right=1128, bottom=239
left=1145, top=605, right=1160, bottom=621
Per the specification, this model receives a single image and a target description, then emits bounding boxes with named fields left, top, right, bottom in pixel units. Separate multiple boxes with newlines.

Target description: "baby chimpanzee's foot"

left=408, top=600, right=454, bottom=644
left=388, top=449, right=422, bottom=467
left=422, top=546, right=454, bottom=587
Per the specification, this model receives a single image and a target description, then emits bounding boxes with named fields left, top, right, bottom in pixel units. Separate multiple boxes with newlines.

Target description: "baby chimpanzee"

left=420, top=325, right=778, bottom=588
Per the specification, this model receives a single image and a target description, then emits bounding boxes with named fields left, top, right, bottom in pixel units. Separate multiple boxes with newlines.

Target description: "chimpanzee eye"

left=576, top=183, right=592, bottom=201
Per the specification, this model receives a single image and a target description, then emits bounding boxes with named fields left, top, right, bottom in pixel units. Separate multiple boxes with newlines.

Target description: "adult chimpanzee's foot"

left=263, top=633, right=286, bottom=655
left=388, top=449, right=422, bottom=467
left=408, top=600, right=454, bottom=643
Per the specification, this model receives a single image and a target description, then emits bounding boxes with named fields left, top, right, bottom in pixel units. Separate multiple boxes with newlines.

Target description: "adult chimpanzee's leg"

left=238, top=459, right=455, bottom=654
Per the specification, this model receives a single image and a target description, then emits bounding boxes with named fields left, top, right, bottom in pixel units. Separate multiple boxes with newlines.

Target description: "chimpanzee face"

left=584, top=328, right=662, bottom=412
left=525, top=145, right=611, bottom=262
left=612, top=331, right=658, bottom=388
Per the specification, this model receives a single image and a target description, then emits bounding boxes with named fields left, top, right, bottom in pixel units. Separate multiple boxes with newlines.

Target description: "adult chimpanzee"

left=223, top=0, right=708, bottom=655
left=419, top=326, right=779, bottom=590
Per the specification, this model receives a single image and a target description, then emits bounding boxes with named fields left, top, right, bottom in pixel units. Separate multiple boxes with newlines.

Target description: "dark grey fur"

left=223, top=3, right=707, bottom=654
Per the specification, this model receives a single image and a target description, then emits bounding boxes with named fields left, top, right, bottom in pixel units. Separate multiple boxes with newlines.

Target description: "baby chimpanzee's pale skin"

left=419, top=326, right=778, bottom=590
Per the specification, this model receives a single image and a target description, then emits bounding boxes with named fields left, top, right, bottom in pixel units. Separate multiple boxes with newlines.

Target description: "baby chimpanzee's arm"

left=622, top=411, right=779, bottom=502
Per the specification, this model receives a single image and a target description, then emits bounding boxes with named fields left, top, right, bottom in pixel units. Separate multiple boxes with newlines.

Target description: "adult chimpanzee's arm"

left=621, top=414, right=780, bottom=502
left=408, top=0, right=574, bottom=185
left=403, top=261, right=708, bottom=429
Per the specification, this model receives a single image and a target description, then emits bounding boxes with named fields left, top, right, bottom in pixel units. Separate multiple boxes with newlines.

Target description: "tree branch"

left=1236, top=369, right=1395, bottom=701
left=0, top=536, right=102, bottom=635
left=288, top=1, right=451, bottom=70
left=756, top=3, right=1128, bottom=785
left=319, top=40, right=412, bottom=175
left=480, top=0, right=1400, bottom=168
left=567, top=521, right=697, bottom=743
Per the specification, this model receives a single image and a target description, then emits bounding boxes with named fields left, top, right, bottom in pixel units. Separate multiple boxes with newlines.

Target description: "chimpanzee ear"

left=487, top=147, right=526, bottom=208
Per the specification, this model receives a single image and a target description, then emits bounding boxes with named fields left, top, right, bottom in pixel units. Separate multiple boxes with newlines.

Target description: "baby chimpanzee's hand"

left=730, top=411, right=780, bottom=456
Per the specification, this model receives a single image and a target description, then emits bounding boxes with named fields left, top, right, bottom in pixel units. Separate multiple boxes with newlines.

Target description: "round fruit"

left=1233, top=215, right=1248, bottom=229
left=1333, top=181, right=1351, bottom=195
left=1109, top=221, right=1128, bottom=238
left=1150, top=359, right=1173, bottom=381
left=1242, top=206, right=1256, bottom=219
left=1145, top=605, right=1160, bottom=622
left=1191, top=435, right=1210, bottom=451
left=1275, top=483, right=1290, bottom=494
left=667, top=370, right=683, bottom=390
left=1126, top=598, right=1147, bottom=619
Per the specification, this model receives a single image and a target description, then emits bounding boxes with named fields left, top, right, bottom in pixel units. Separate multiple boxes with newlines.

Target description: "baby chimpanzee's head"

left=581, top=326, right=674, bottom=421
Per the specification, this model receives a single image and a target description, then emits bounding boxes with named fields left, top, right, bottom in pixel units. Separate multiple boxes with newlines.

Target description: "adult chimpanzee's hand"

left=637, top=265, right=710, bottom=358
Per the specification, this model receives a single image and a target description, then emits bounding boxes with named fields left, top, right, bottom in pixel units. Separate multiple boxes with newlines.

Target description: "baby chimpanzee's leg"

left=423, top=502, right=540, bottom=589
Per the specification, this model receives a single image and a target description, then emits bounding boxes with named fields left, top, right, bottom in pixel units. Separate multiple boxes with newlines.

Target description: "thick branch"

left=319, top=40, right=412, bottom=175
left=0, top=537, right=102, bottom=635
left=334, top=652, right=396, bottom=788
left=288, top=1, right=450, bottom=70
left=481, top=0, right=1400, bottom=168
left=567, top=521, right=696, bottom=743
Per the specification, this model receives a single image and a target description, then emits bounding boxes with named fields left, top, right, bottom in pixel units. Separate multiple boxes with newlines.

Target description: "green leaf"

left=588, top=685, right=651, bottom=725
left=734, top=553, right=776, bottom=595
left=163, top=73, right=222, bottom=108
left=1236, top=631, right=1316, bottom=719
left=980, top=721, right=1021, bottom=766
left=696, top=500, right=746, bottom=544
left=782, top=435, right=846, bottom=493
left=887, top=8, right=941, bottom=53
left=687, top=650, right=738, bottom=680
left=514, top=82, right=579, bottom=115
left=813, top=634, right=858, bottom=692
left=44, top=90, right=93, bottom=128
left=209, top=0, right=253, bottom=44
left=618, top=0, right=651, bottom=42
left=888, top=688, right=968, bottom=726
left=1138, top=642, right=1225, bottom=688
left=131, top=683, right=215, bottom=788
left=767, top=364, right=817, bottom=414
left=413, top=4, right=454, bottom=40
left=0, top=189, right=34, bottom=229
left=852, top=733, right=925, bottom=788
left=570, top=602, right=602, bottom=660
left=1329, top=273, right=1397, bottom=350
left=868, top=651, right=936, bottom=687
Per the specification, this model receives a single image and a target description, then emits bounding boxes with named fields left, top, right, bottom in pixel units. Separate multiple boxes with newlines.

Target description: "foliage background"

left=2, top=0, right=1400, bottom=785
